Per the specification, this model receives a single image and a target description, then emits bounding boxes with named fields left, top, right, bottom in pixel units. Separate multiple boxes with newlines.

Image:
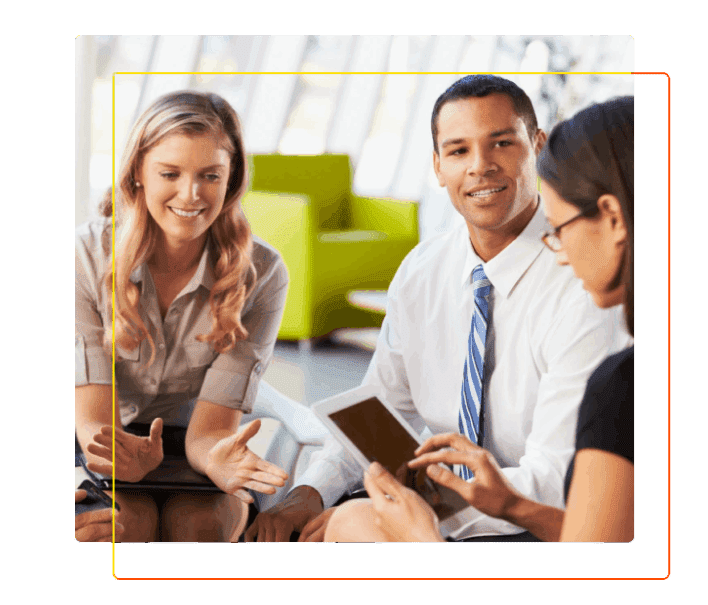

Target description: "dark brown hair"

left=537, top=96, right=634, bottom=335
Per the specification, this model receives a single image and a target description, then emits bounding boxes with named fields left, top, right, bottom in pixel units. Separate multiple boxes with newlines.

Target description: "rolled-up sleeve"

left=75, top=231, right=112, bottom=387
left=198, top=254, right=288, bottom=413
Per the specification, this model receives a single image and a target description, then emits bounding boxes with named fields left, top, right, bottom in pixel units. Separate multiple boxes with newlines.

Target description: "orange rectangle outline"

left=108, top=70, right=669, bottom=580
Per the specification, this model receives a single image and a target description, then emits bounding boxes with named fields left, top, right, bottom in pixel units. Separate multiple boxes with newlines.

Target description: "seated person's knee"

left=162, top=493, right=211, bottom=541
left=112, top=491, right=159, bottom=542
left=162, top=493, right=246, bottom=542
left=325, top=499, right=379, bottom=542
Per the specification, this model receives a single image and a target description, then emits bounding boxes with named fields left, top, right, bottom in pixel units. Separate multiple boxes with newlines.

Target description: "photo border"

left=106, top=69, right=668, bottom=581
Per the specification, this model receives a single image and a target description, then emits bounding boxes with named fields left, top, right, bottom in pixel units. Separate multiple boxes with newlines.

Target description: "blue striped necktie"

left=458, top=264, right=492, bottom=480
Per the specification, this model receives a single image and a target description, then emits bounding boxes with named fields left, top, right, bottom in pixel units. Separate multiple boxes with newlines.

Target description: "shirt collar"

left=129, top=263, right=144, bottom=284
left=460, top=199, right=549, bottom=299
left=460, top=227, right=479, bottom=288
left=183, top=238, right=216, bottom=293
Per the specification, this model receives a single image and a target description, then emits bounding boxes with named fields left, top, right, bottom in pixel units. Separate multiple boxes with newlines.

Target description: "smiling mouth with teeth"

left=467, top=186, right=507, bottom=198
left=169, top=207, right=205, bottom=218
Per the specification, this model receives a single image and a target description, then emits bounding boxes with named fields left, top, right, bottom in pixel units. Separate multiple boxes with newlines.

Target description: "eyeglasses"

left=541, top=206, right=597, bottom=252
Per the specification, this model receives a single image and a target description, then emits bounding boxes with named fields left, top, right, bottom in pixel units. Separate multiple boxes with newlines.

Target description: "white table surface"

left=347, top=290, right=388, bottom=314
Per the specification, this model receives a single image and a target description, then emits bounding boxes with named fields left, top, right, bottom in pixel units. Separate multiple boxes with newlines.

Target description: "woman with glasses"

left=75, top=91, right=289, bottom=541
left=361, top=96, right=634, bottom=542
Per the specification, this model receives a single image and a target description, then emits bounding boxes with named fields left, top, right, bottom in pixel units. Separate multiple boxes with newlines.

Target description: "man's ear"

left=597, top=194, right=628, bottom=245
left=533, top=129, right=548, bottom=155
left=432, top=151, right=445, bottom=187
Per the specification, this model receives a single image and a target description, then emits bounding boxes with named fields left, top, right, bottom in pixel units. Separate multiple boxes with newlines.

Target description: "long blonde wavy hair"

left=101, top=91, right=257, bottom=364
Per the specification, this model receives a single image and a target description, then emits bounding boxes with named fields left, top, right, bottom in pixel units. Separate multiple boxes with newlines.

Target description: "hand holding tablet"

left=313, top=386, right=471, bottom=537
left=363, top=461, right=446, bottom=542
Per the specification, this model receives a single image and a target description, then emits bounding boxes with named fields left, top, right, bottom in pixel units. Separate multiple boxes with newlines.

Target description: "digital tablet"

left=313, top=385, right=471, bottom=537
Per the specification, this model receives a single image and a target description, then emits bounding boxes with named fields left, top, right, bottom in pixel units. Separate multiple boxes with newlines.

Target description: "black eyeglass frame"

left=541, top=205, right=598, bottom=252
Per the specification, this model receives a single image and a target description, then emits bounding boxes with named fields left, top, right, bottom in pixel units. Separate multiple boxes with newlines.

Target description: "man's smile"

left=465, top=185, right=508, bottom=199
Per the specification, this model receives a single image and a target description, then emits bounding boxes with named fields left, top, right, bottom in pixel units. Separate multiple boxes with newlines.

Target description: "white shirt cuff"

left=292, top=459, right=357, bottom=509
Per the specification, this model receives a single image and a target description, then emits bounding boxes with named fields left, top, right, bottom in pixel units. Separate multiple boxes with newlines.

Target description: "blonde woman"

left=75, top=91, right=289, bottom=541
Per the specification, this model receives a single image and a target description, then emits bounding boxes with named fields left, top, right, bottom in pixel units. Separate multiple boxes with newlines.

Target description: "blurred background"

left=76, top=35, right=633, bottom=234
left=74, top=35, right=633, bottom=445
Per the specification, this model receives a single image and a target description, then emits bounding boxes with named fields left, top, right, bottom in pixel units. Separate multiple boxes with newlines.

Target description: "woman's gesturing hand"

left=408, top=433, right=523, bottom=521
left=363, top=461, right=445, bottom=542
left=86, top=418, right=164, bottom=483
left=205, top=419, right=288, bottom=503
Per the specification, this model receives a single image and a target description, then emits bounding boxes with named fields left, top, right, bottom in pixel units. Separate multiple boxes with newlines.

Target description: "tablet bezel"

left=312, top=385, right=471, bottom=538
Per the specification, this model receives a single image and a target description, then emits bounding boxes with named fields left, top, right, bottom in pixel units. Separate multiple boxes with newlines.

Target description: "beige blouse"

left=75, top=218, right=288, bottom=427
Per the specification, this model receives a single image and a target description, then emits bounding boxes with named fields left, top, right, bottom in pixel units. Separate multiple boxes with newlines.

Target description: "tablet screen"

left=329, top=397, right=469, bottom=521
left=329, top=397, right=418, bottom=475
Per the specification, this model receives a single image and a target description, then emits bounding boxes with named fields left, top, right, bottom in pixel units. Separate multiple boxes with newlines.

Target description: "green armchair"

left=241, top=154, right=419, bottom=341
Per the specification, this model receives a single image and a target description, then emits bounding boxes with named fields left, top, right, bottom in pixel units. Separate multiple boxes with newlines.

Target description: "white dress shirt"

left=295, top=205, right=630, bottom=538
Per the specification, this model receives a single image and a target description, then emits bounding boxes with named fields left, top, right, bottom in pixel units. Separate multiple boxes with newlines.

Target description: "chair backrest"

left=248, top=154, right=352, bottom=229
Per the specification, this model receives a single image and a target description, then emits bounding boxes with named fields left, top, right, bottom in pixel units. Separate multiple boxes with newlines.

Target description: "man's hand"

left=243, top=485, right=324, bottom=542
left=205, top=419, right=288, bottom=503
left=364, top=462, right=444, bottom=542
left=298, top=507, right=338, bottom=542
left=408, top=432, right=524, bottom=521
left=75, top=490, right=125, bottom=542
left=86, top=418, right=164, bottom=483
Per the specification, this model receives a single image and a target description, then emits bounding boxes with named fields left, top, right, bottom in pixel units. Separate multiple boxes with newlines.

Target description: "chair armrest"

left=241, top=191, right=314, bottom=246
left=248, top=381, right=329, bottom=447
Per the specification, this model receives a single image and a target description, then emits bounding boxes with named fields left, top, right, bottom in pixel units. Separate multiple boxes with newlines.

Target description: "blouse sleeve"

left=75, top=224, right=112, bottom=387
left=197, top=249, right=289, bottom=414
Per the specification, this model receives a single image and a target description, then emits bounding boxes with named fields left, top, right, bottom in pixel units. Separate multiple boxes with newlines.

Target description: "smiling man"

left=246, top=75, right=630, bottom=543
left=433, top=88, right=542, bottom=262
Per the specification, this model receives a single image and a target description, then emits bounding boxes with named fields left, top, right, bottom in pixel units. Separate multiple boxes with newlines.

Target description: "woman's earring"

left=135, top=181, right=142, bottom=188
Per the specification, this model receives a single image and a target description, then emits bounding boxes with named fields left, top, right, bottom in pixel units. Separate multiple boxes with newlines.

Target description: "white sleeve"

left=289, top=436, right=363, bottom=509
left=292, top=262, right=424, bottom=508
left=462, top=297, right=630, bottom=537
left=360, top=268, right=427, bottom=435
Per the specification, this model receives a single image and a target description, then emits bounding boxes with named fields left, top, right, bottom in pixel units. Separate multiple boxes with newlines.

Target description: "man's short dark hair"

left=431, top=75, right=539, bottom=154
